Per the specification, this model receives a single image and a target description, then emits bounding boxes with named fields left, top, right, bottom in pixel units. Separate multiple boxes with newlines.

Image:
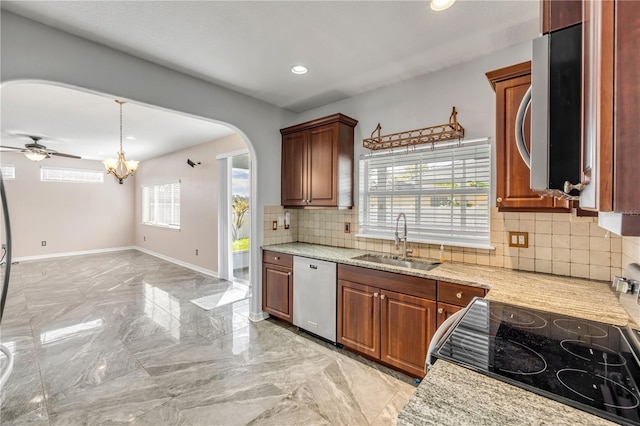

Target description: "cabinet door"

left=281, top=131, right=308, bottom=207
left=613, top=0, right=640, bottom=213
left=262, top=264, right=293, bottom=322
left=307, top=124, right=337, bottom=207
left=493, top=68, right=569, bottom=212
left=437, top=302, right=463, bottom=329
left=337, top=280, right=380, bottom=359
left=542, top=0, right=582, bottom=34
left=380, top=290, right=436, bottom=378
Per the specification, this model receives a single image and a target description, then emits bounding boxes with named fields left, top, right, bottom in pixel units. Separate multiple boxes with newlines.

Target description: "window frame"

left=40, top=166, right=104, bottom=183
left=0, top=164, right=16, bottom=180
left=141, top=181, right=181, bottom=230
left=357, top=138, right=493, bottom=250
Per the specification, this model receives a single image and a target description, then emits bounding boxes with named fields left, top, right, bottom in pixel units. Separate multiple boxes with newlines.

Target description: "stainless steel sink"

left=352, top=254, right=441, bottom=271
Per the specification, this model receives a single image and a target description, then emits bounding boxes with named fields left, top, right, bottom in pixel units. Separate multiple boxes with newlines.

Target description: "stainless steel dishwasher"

left=293, top=256, right=337, bottom=343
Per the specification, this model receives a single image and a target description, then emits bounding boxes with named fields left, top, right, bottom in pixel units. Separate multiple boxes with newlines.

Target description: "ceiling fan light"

left=430, top=0, right=455, bottom=11
left=24, top=151, right=48, bottom=162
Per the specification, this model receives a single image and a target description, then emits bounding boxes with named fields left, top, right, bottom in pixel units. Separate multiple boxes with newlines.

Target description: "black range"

left=433, top=298, right=640, bottom=426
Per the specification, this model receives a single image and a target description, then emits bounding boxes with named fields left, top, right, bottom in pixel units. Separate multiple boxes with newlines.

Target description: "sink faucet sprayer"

left=395, top=213, right=413, bottom=260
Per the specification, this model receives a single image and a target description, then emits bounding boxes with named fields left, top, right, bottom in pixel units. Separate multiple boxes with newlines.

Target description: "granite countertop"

left=262, top=242, right=629, bottom=325
left=262, top=242, right=631, bottom=426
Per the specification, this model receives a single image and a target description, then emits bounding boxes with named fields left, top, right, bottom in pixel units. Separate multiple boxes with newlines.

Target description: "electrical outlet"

left=272, top=220, right=278, bottom=231
left=143, top=236, right=146, bottom=242
left=1, top=243, right=6, bottom=250
left=41, top=241, right=47, bottom=247
left=344, top=222, right=351, bottom=233
left=508, top=232, right=528, bottom=248
left=195, top=249, right=199, bottom=256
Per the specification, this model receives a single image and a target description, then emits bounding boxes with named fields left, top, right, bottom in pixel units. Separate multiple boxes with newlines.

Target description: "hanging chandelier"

left=102, top=100, right=139, bottom=184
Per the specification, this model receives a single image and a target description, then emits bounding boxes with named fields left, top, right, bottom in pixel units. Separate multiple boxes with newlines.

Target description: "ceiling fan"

left=0, top=135, right=81, bottom=161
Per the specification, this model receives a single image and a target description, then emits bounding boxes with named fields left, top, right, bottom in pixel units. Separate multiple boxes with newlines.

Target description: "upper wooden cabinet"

left=580, top=0, right=640, bottom=234
left=280, top=114, right=358, bottom=209
left=542, top=0, right=582, bottom=34
left=486, top=62, right=570, bottom=212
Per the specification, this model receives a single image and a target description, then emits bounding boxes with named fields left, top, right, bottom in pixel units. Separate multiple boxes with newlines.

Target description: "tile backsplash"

left=263, top=206, right=626, bottom=282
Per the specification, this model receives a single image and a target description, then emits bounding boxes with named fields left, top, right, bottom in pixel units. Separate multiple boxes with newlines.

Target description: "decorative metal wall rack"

left=362, top=107, right=465, bottom=151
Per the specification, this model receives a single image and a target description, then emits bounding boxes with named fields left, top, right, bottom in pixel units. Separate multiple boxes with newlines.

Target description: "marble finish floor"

left=0, top=250, right=415, bottom=425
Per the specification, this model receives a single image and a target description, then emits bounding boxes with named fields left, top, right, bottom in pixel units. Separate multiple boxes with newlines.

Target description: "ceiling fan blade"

left=0, top=146, right=26, bottom=151
left=50, top=152, right=81, bottom=159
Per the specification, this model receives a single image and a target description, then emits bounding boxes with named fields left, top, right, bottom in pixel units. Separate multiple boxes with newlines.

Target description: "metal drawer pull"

left=309, top=264, right=318, bottom=270
left=438, top=308, right=444, bottom=314
left=380, top=294, right=386, bottom=300
left=373, top=292, right=379, bottom=298
left=456, top=292, right=463, bottom=299
left=274, top=256, right=280, bottom=260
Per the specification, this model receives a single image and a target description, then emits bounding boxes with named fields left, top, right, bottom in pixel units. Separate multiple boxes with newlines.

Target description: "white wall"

left=0, top=152, right=134, bottom=258
left=134, top=134, right=246, bottom=273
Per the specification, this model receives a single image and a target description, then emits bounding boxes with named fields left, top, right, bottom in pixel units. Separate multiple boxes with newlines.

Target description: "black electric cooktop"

left=433, top=298, right=640, bottom=426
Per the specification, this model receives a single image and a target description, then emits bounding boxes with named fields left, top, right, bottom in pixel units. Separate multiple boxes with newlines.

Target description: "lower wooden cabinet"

left=380, top=290, right=436, bottom=377
left=262, top=251, right=293, bottom=322
left=337, top=265, right=437, bottom=378
left=436, top=302, right=463, bottom=328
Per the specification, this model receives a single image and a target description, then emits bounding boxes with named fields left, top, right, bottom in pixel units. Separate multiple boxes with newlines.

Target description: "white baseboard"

left=134, top=246, right=219, bottom=278
left=13, top=246, right=137, bottom=263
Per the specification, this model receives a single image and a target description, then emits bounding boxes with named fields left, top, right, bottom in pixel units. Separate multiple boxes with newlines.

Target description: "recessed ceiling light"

left=291, top=65, right=308, bottom=75
left=125, top=136, right=136, bottom=140
left=430, top=0, right=455, bottom=11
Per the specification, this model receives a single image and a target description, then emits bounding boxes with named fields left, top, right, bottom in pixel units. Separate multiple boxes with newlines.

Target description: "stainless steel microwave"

left=515, top=24, right=582, bottom=199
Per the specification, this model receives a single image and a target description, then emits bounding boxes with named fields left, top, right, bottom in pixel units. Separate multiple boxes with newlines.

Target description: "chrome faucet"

left=395, top=213, right=413, bottom=260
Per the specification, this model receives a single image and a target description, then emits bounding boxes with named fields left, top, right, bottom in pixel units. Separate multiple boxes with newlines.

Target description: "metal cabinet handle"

left=438, top=308, right=444, bottom=314
left=380, top=295, right=386, bottom=300
left=456, top=292, right=463, bottom=299
left=496, top=197, right=503, bottom=203
left=274, top=256, right=280, bottom=260
left=373, top=292, right=379, bottom=298
left=287, top=272, right=291, bottom=276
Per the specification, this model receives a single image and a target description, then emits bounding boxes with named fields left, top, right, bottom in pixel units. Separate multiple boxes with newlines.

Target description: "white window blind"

left=358, top=138, right=491, bottom=249
left=41, top=166, right=104, bottom=183
left=142, top=182, right=181, bottom=229
left=0, top=164, right=15, bottom=180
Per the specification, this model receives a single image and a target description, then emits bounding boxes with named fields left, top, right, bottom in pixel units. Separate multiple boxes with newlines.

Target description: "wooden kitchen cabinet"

left=337, top=264, right=437, bottom=378
left=280, top=113, right=358, bottom=209
left=437, top=281, right=486, bottom=328
left=380, top=290, right=436, bottom=377
left=542, top=0, right=582, bottom=34
left=486, top=62, right=571, bottom=212
left=262, top=250, right=293, bottom=322
left=436, top=302, right=462, bottom=329
left=580, top=0, right=640, bottom=234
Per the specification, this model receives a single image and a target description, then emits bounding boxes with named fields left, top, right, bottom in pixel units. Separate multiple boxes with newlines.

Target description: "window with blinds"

left=142, top=182, right=181, bottom=229
left=358, top=139, right=491, bottom=249
left=1, top=164, right=15, bottom=180
left=40, top=166, right=103, bottom=183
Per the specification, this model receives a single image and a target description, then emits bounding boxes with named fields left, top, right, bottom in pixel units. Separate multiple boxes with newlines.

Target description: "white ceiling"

left=0, top=84, right=234, bottom=161
left=0, top=0, right=539, bottom=161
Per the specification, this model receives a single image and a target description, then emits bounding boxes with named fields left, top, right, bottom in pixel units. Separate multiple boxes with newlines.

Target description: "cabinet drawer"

left=262, top=250, right=293, bottom=268
left=438, top=281, right=485, bottom=307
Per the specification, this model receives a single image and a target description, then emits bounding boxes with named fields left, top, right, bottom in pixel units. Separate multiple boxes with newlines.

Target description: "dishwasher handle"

left=425, top=307, right=466, bottom=373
